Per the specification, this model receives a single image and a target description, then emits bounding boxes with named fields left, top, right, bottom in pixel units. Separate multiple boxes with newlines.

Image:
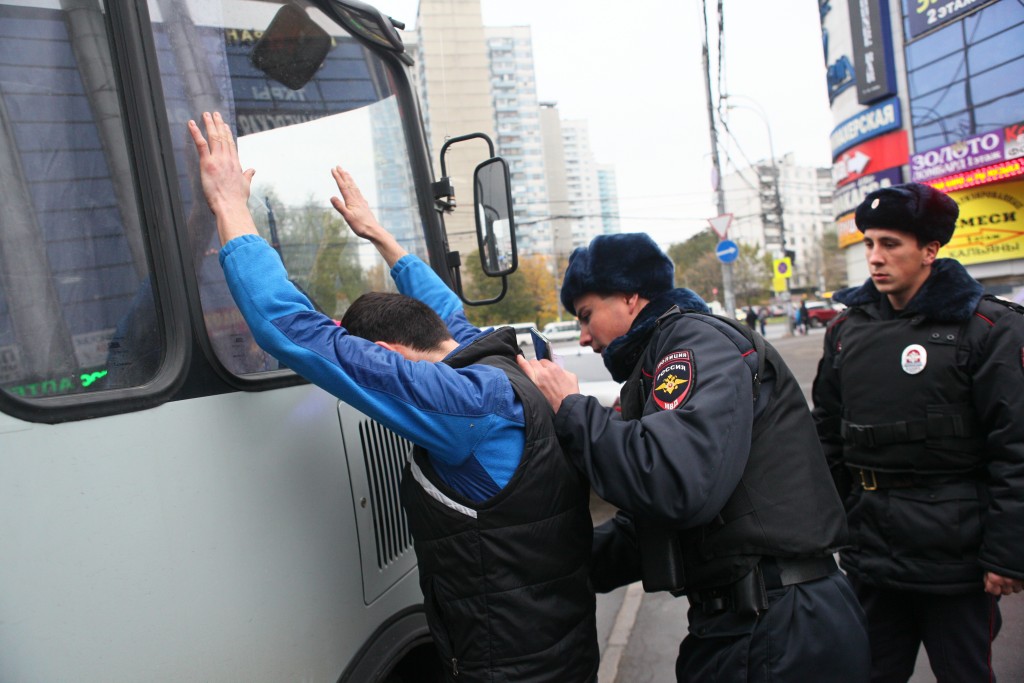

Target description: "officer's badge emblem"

left=900, top=344, right=927, bottom=375
left=652, top=350, right=695, bottom=410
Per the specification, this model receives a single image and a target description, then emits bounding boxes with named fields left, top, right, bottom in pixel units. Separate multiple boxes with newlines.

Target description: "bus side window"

left=149, top=0, right=429, bottom=379
left=0, top=1, right=164, bottom=403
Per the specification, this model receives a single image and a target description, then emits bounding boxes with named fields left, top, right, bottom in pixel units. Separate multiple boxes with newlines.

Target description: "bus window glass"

left=149, top=0, right=428, bottom=377
left=0, top=0, right=162, bottom=400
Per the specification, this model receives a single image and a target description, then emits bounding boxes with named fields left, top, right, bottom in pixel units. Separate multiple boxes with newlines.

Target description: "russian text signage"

left=833, top=129, right=909, bottom=186
left=831, top=97, right=901, bottom=158
left=943, top=180, right=1024, bottom=266
left=848, top=0, right=897, bottom=104
left=837, top=212, right=863, bottom=249
left=911, top=128, right=1009, bottom=183
left=834, top=166, right=904, bottom=218
left=925, top=158, right=1024, bottom=193
left=905, top=0, right=998, bottom=40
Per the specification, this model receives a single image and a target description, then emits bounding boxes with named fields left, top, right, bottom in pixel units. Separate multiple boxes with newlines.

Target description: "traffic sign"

left=708, top=214, right=733, bottom=240
left=773, top=257, right=793, bottom=278
left=715, top=239, right=739, bottom=264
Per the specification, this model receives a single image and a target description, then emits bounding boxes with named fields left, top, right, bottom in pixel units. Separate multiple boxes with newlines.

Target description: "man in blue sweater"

left=188, top=111, right=597, bottom=682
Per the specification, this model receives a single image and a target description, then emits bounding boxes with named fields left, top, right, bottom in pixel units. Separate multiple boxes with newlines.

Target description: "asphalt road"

left=551, top=326, right=1024, bottom=683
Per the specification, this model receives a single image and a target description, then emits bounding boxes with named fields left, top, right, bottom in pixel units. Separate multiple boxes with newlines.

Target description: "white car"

left=541, top=320, right=581, bottom=342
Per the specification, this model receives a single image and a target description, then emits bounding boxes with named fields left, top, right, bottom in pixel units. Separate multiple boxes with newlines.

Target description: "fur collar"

left=833, top=258, right=983, bottom=322
left=603, top=289, right=710, bottom=382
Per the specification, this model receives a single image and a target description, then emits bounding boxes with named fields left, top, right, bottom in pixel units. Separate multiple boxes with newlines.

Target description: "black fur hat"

left=854, top=182, right=959, bottom=246
left=560, top=233, right=675, bottom=315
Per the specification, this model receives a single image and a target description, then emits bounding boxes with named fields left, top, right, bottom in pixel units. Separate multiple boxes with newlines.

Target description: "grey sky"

left=375, top=0, right=834, bottom=250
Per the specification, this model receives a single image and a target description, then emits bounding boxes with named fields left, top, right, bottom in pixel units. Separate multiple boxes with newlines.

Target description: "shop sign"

left=1005, top=121, right=1024, bottom=161
left=911, top=129, right=1005, bottom=182
left=906, top=0, right=999, bottom=40
left=837, top=212, right=863, bottom=249
left=833, top=130, right=909, bottom=187
left=833, top=166, right=904, bottom=218
left=831, top=97, right=901, bottom=158
left=849, top=0, right=897, bottom=104
left=925, top=158, right=1024, bottom=193
left=943, top=179, right=1024, bottom=266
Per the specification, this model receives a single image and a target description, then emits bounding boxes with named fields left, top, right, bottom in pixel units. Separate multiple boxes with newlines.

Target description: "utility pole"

left=701, top=0, right=735, bottom=317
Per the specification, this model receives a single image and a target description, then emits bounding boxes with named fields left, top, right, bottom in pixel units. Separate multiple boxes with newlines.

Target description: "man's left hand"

left=984, top=572, right=1024, bottom=596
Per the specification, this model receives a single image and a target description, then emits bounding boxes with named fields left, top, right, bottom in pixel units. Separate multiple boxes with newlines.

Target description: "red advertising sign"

left=832, top=130, right=909, bottom=187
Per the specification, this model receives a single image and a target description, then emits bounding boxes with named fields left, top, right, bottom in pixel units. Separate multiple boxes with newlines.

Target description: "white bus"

left=0, top=1, right=514, bottom=680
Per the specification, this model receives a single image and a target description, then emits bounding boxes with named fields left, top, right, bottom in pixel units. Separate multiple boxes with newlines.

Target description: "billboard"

left=848, top=0, right=897, bottom=104
left=944, top=180, right=1024, bottom=266
left=833, top=129, right=909, bottom=187
left=831, top=97, right=902, bottom=158
left=904, top=0, right=999, bottom=39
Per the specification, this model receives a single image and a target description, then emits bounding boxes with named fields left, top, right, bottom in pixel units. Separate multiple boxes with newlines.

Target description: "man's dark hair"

left=342, top=291, right=452, bottom=352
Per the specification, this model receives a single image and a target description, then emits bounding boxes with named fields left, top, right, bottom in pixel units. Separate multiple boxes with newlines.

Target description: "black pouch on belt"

left=636, top=521, right=686, bottom=593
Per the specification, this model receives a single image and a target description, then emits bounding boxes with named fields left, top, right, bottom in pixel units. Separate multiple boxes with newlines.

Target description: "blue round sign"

left=715, top=239, right=739, bottom=264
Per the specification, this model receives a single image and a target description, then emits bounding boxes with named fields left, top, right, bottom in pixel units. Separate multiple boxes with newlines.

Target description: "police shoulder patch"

left=652, top=350, right=695, bottom=411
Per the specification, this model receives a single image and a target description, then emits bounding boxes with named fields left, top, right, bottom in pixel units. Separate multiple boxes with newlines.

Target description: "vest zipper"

left=451, top=657, right=459, bottom=676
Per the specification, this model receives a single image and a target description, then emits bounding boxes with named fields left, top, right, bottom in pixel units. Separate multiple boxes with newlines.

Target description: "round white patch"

left=901, top=344, right=927, bottom=375
left=871, top=198, right=880, bottom=209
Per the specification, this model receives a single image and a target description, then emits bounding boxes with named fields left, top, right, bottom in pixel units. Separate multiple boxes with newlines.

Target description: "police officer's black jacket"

left=556, top=290, right=847, bottom=593
left=400, top=328, right=598, bottom=683
left=813, top=258, right=1024, bottom=593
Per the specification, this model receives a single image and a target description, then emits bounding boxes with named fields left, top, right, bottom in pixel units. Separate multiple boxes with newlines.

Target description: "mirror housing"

left=435, top=133, right=518, bottom=306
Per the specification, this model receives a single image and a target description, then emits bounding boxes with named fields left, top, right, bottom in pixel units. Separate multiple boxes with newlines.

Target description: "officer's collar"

left=833, top=258, right=983, bottom=323
left=603, top=288, right=709, bottom=382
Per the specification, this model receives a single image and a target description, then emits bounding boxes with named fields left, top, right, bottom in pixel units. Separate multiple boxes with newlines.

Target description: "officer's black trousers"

left=851, top=579, right=1002, bottom=683
left=675, top=572, right=870, bottom=682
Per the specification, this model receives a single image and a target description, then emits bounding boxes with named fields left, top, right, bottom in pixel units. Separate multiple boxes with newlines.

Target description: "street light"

left=722, top=96, right=792, bottom=335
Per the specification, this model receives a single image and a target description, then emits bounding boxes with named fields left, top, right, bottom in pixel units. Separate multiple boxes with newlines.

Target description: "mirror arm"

left=432, top=177, right=456, bottom=213
left=446, top=250, right=509, bottom=306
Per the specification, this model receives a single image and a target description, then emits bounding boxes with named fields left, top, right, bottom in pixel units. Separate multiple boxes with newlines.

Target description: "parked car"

left=804, top=301, right=840, bottom=327
left=542, top=320, right=581, bottom=342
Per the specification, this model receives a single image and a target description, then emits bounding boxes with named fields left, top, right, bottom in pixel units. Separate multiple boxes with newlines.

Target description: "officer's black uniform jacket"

left=556, top=290, right=846, bottom=594
left=812, top=259, right=1024, bottom=593
left=400, top=329, right=598, bottom=683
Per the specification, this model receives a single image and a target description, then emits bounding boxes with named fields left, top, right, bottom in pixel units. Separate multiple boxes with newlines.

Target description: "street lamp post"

left=723, top=97, right=792, bottom=335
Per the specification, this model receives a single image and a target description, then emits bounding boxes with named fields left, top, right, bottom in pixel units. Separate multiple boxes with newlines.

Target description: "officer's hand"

left=984, top=571, right=1024, bottom=596
left=516, top=355, right=579, bottom=413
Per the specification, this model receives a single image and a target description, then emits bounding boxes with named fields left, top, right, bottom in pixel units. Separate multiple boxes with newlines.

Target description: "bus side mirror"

left=435, top=133, right=518, bottom=306
left=473, top=157, right=517, bottom=277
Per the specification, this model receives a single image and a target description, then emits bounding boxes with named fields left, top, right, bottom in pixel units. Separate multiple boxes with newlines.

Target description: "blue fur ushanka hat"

left=854, top=182, right=959, bottom=246
left=560, top=233, right=675, bottom=316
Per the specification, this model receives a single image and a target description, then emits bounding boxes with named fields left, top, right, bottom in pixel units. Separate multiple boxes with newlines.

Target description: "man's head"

left=854, top=183, right=959, bottom=309
left=854, top=182, right=958, bottom=247
left=559, top=233, right=674, bottom=352
left=342, top=291, right=455, bottom=361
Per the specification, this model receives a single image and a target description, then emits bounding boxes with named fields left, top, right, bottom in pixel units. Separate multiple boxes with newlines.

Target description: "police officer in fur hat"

left=812, top=182, right=1024, bottom=682
left=518, top=232, right=869, bottom=682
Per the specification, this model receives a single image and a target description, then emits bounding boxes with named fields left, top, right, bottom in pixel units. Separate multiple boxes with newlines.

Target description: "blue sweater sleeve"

left=390, top=254, right=481, bottom=344
left=219, top=236, right=518, bottom=475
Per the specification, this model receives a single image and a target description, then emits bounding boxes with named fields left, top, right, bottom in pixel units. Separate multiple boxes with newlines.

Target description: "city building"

left=819, top=0, right=1024, bottom=298
left=721, top=154, right=836, bottom=291
left=597, top=164, right=622, bottom=235
left=484, top=26, right=552, bottom=255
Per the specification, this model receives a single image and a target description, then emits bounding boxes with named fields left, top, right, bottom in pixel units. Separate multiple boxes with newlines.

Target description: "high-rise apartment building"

left=484, top=26, right=551, bottom=255
left=721, top=154, right=835, bottom=291
left=597, top=164, right=621, bottom=235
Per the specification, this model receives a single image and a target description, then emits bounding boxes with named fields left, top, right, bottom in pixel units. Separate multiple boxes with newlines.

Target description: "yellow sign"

left=772, top=276, right=788, bottom=293
left=944, top=180, right=1024, bottom=266
left=773, top=257, right=793, bottom=279
left=837, top=212, right=863, bottom=248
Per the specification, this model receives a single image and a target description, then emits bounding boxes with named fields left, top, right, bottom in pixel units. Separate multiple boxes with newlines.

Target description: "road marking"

left=598, top=582, right=644, bottom=683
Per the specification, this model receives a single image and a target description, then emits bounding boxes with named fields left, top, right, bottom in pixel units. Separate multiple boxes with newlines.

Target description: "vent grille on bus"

left=357, top=420, right=414, bottom=569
